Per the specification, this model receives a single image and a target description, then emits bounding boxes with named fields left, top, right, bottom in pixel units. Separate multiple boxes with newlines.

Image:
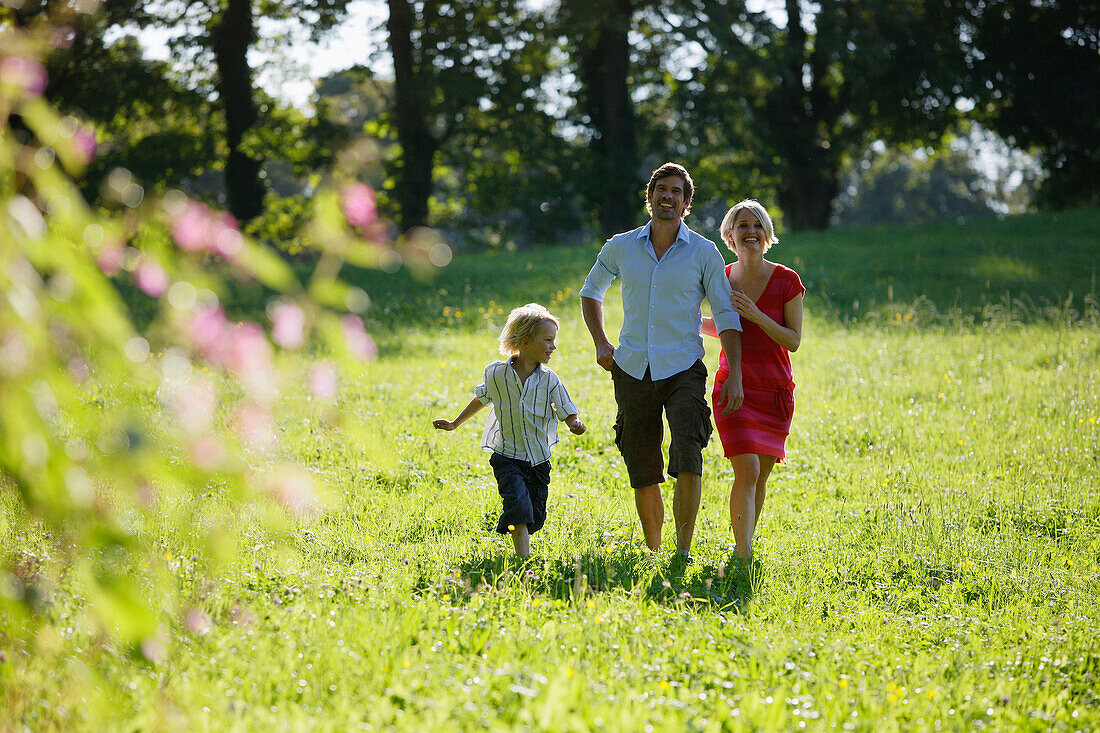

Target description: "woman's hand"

left=731, top=289, right=765, bottom=324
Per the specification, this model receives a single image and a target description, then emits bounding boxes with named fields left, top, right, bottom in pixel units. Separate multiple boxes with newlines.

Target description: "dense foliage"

left=1, top=9, right=439, bottom=659
left=9, top=0, right=1094, bottom=243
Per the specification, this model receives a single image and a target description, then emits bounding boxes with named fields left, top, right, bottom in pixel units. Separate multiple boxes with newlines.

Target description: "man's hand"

left=432, top=419, right=456, bottom=431
left=595, top=342, right=615, bottom=371
left=718, top=376, right=743, bottom=414
left=566, top=416, right=587, bottom=435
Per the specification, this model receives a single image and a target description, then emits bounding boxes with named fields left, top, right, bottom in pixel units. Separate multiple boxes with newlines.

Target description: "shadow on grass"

left=410, top=549, right=763, bottom=612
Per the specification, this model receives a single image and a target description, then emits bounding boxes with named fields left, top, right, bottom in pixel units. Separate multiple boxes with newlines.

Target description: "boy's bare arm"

left=433, top=398, right=484, bottom=431
left=565, top=414, right=586, bottom=435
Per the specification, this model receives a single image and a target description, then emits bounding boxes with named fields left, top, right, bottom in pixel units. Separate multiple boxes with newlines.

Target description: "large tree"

left=557, top=0, right=640, bottom=237
left=383, top=0, right=558, bottom=233
left=950, top=0, right=1100, bottom=209
left=672, top=0, right=966, bottom=230
left=3, top=3, right=219, bottom=199
left=25, top=0, right=356, bottom=221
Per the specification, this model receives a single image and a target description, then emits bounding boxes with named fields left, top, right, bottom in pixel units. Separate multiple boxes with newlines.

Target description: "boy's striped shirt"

left=474, top=359, right=578, bottom=465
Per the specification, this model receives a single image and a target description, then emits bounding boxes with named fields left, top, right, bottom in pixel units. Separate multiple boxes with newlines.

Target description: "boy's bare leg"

left=672, top=472, right=702, bottom=554
left=634, top=485, right=664, bottom=552
left=510, top=524, right=530, bottom=558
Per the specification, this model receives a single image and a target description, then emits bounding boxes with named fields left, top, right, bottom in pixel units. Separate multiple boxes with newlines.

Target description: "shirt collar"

left=640, top=220, right=690, bottom=247
left=508, top=356, right=542, bottom=373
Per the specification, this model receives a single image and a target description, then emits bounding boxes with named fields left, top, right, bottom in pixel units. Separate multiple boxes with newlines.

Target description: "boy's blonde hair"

left=499, top=303, right=558, bottom=357
left=720, top=198, right=779, bottom=253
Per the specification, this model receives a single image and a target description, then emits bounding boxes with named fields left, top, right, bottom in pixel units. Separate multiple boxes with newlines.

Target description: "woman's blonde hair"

left=720, top=198, right=779, bottom=253
left=499, top=303, right=558, bottom=356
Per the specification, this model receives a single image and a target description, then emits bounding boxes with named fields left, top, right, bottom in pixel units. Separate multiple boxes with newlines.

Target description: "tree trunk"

left=211, top=0, right=265, bottom=222
left=776, top=161, right=838, bottom=230
left=578, top=0, right=638, bottom=237
left=769, top=0, right=836, bottom=230
left=387, top=0, right=437, bottom=232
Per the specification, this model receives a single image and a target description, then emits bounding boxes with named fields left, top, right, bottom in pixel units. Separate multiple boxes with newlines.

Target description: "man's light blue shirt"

left=579, top=221, right=742, bottom=381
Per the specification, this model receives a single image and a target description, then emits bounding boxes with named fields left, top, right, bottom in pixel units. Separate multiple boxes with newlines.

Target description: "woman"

left=703, top=199, right=804, bottom=558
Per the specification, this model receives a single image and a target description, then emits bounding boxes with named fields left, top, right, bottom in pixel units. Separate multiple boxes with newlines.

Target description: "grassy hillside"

left=3, top=208, right=1099, bottom=730
left=348, top=207, right=1099, bottom=340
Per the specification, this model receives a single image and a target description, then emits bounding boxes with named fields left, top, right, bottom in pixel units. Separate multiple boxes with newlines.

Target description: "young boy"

left=433, top=303, right=586, bottom=558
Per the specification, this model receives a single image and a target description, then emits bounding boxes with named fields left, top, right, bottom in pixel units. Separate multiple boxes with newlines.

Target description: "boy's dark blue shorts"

left=489, top=453, right=551, bottom=534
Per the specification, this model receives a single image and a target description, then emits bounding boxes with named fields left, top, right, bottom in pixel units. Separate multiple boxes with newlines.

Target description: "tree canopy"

left=19, top=0, right=1097, bottom=239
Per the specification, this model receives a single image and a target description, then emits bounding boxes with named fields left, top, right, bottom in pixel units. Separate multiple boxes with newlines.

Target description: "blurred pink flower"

left=308, top=361, right=339, bottom=401
left=271, top=302, right=306, bottom=349
left=233, top=402, right=275, bottom=453
left=96, top=244, right=123, bottom=275
left=141, top=636, right=167, bottom=664
left=0, top=56, right=47, bottom=96
left=189, top=436, right=225, bottom=470
left=265, top=468, right=320, bottom=517
left=170, top=200, right=241, bottom=259
left=135, top=259, right=169, bottom=297
left=184, top=608, right=213, bottom=636
left=67, top=355, right=91, bottom=382
left=72, top=127, right=97, bottom=164
left=226, top=322, right=277, bottom=400
left=341, top=183, right=378, bottom=228
left=175, top=378, right=217, bottom=434
left=188, top=303, right=232, bottom=363
left=172, top=201, right=210, bottom=252
left=341, top=315, right=378, bottom=361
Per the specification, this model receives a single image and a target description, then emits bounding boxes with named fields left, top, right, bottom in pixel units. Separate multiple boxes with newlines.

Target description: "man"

left=580, top=162, right=744, bottom=562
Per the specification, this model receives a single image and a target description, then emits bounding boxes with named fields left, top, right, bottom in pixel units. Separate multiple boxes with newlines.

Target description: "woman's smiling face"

left=730, top=211, right=766, bottom=252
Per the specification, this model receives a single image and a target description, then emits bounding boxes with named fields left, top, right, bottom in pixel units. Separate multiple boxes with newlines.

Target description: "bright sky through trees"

left=117, top=0, right=787, bottom=109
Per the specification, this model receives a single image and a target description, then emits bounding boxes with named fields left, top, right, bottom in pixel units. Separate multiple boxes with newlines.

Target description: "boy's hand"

left=432, top=419, right=456, bottom=431
left=566, top=417, right=586, bottom=435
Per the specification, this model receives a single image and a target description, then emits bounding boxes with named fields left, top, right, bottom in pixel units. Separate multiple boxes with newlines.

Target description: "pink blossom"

left=175, top=378, right=217, bottom=434
left=96, top=245, right=123, bottom=275
left=265, top=468, right=320, bottom=517
left=341, top=183, right=378, bottom=228
left=189, top=436, right=225, bottom=470
left=72, top=127, right=96, bottom=164
left=308, top=361, right=339, bottom=401
left=184, top=608, right=213, bottom=636
left=171, top=201, right=210, bottom=252
left=135, top=259, right=169, bottom=297
left=67, top=355, right=91, bottom=382
left=140, top=637, right=167, bottom=664
left=270, top=302, right=306, bottom=349
left=209, top=214, right=242, bottom=258
left=170, top=200, right=241, bottom=259
left=188, top=303, right=232, bottom=364
left=226, top=322, right=277, bottom=399
left=233, top=402, right=275, bottom=453
left=341, top=315, right=378, bottom=361
left=0, top=57, right=47, bottom=96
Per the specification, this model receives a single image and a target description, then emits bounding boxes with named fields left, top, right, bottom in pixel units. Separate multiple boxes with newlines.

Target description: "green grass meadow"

left=3, top=209, right=1100, bottom=730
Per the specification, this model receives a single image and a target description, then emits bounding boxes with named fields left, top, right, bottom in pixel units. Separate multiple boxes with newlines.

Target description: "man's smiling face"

left=648, top=175, right=689, bottom=221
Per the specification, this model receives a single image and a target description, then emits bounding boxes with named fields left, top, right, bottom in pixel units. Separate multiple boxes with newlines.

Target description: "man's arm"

left=716, top=329, right=743, bottom=413
left=581, top=296, right=615, bottom=372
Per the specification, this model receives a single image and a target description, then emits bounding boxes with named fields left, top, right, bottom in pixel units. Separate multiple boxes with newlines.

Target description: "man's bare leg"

left=634, top=485, right=664, bottom=552
left=672, top=472, right=702, bottom=554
